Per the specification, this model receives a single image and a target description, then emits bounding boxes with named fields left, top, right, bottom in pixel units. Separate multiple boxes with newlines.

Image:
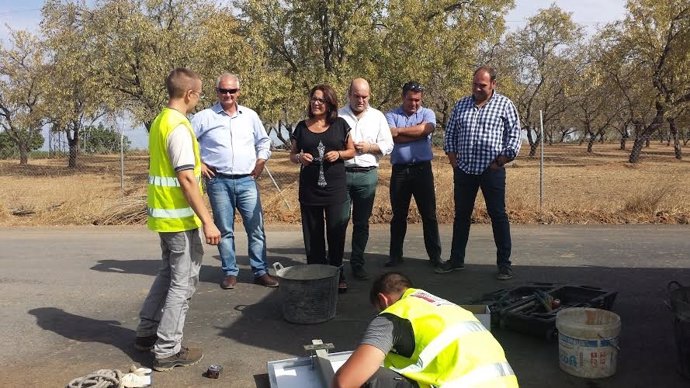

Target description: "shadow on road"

left=27, top=307, right=151, bottom=366
left=89, top=255, right=301, bottom=286
left=217, top=257, right=690, bottom=388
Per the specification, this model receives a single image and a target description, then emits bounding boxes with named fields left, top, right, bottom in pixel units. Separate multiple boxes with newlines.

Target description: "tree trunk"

left=630, top=107, right=664, bottom=163
left=527, top=129, right=540, bottom=157
left=629, top=136, right=647, bottom=163
left=67, top=129, right=79, bottom=168
left=587, top=135, right=595, bottom=153
left=525, top=126, right=537, bottom=157
left=669, top=118, right=682, bottom=160
left=18, top=143, right=29, bottom=165
left=619, top=137, right=627, bottom=150
left=274, top=120, right=292, bottom=149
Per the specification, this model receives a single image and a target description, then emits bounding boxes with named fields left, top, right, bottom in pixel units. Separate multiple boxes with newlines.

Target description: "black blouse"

left=292, top=117, right=351, bottom=206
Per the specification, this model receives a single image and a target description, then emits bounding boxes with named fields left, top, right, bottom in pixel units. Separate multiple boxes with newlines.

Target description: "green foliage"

left=0, top=130, right=44, bottom=159
left=0, top=30, right=47, bottom=164
left=79, top=124, right=130, bottom=153
left=0, top=0, right=684, bottom=166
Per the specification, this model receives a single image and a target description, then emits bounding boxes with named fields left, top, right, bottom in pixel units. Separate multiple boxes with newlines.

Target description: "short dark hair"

left=166, top=68, right=200, bottom=98
left=369, top=272, right=413, bottom=305
left=402, top=81, right=424, bottom=94
left=308, top=84, right=339, bottom=124
left=474, top=65, right=497, bottom=81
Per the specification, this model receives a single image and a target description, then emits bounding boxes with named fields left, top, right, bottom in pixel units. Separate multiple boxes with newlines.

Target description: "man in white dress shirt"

left=338, top=78, right=394, bottom=280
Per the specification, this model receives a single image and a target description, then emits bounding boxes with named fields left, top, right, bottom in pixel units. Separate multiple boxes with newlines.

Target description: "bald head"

left=348, top=78, right=371, bottom=114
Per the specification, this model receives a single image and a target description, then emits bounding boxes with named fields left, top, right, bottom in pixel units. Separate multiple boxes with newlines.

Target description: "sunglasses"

left=217, top=88, right=239, bottom=95
left=402, top=82, right=424, bottom=93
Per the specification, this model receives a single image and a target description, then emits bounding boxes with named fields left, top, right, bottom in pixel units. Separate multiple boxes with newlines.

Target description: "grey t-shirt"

left=361, top=313, right=415, bottom=359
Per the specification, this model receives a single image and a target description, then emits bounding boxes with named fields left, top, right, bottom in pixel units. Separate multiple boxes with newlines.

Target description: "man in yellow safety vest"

left=334, top=272, right=519, bottom=388
left=134, top=68, right=221, bottom=372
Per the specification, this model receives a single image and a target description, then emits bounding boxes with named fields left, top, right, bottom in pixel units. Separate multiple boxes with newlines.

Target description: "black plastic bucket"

left=272, top=263, right=339, bottom=324
left=668, top=281, right=690, bottom=379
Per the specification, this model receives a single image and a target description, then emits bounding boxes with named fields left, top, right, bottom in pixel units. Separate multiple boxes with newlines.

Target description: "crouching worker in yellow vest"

left=334, top=272, right=518, bottom=388
left=134, top=68, right=221, bottom=372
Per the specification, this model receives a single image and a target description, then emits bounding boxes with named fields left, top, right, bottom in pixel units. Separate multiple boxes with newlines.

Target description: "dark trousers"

left=450, top=166, right=512, bottom=268
left=343, top=168, right=378, bottom=269
left=363, top=367, right=419, bottom=388
left=300, top=203, right=348, bottom=271
left=389, top=161, right=442, bottom=262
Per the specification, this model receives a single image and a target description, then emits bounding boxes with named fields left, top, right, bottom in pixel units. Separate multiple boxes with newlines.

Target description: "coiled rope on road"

left=66, top=369, right=124, bottom=388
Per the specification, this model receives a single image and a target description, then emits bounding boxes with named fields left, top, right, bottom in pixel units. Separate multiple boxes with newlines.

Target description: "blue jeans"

left=137, top=230, right=203, bottom=359
left=450, top=167, right=512, bottom=268
left=206, top=175, right=268, bottom=277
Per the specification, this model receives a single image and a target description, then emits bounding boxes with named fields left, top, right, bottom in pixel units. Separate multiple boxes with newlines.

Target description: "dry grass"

left=1, top=143, right=689, bottom=226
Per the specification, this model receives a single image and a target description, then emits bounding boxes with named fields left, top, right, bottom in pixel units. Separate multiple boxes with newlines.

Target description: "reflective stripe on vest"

left=391, top=321, right=486, bottom=375
left=147, top=206, right=195, bottom=219
left=440, top=361, right=515, bottom=387
left=149, top=175, right=181, bottom=187
left=148, top=175, right=201, bottom=187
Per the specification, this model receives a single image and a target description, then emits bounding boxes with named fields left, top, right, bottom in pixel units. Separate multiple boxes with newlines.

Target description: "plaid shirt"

left=444, top=92, right=521, bottom=175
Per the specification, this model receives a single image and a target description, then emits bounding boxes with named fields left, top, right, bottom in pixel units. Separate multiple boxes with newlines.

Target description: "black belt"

left=394, top=160, right=431, bottom=168
left=216, top=173, right=251, bottom=179
left=346, top=166, right=377, bottom=172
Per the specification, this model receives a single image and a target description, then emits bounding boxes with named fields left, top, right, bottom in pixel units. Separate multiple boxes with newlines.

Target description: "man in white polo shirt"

left=338, top=78, right=394, bottom=280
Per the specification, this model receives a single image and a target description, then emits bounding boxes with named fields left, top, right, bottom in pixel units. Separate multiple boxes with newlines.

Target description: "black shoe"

left=434, top=261, right=465, bottom=274
left=134, top=335, right=158, bottom=351
left=384, top=257, right=403, bottom=267
left=430, top=258, right=442, bottom=267
left=352, top=267, right=369, bottom=280
left=153, top=346, right=204, bottom=372
left=496, top=266, right=514, bottom=280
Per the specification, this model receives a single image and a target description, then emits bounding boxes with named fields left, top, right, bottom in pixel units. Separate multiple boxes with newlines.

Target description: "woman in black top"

left=290, top=84, right=355, bottom=292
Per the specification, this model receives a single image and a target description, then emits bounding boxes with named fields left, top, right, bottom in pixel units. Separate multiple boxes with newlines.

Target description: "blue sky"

left=1, top=0, right=627, bottom=149
left=0, top=0, right=628, bottom=44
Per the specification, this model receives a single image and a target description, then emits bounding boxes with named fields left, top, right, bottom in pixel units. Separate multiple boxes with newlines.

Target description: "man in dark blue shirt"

left=437, top=66, right=521, bottom=280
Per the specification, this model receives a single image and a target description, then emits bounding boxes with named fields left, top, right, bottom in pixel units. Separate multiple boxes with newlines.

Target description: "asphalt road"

left=1, top=224, right=689, bottom=387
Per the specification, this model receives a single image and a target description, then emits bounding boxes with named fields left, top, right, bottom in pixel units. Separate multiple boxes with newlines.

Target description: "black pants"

left=449, top=166, right=512, bottom=268
left=363, top=367, right=419, bottom=388
left=300, top=203, right=348, bottom=270
left=389, top=161, right=442, bottom=262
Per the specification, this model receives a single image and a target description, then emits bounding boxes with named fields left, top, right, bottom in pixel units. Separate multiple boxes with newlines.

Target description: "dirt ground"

left=1, top=142, right=689, bottom=227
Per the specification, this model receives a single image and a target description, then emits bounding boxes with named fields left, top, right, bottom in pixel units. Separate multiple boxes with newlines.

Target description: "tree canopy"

left=0, top=0, right=688, bottom=166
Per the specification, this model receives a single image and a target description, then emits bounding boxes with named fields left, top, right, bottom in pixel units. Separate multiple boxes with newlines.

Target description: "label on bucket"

left=558, top=333, right=618, bottom=378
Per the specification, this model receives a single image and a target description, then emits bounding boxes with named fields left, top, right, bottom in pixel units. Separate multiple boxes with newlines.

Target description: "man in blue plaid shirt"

left=436, top=65, right=521, bottom=280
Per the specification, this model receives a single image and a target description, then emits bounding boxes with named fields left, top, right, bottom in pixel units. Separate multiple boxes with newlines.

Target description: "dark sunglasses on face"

left=217, top=88, right=239, bottom=95
left=310, top=97, right=326, bottom=104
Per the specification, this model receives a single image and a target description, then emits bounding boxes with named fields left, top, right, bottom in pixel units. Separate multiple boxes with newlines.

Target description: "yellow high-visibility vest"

left=382, top=288, right=519, bottom=388
left=147, top=107, right=202, bottom=232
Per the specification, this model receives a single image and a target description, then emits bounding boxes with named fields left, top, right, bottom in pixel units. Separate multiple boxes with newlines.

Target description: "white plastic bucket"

left=556, top=308, right=621, bottom=378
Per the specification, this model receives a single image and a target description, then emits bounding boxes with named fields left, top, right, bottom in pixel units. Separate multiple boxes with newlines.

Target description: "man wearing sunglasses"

left=191, top=73, right=278, bottom=290
left=384, top=81, right=442, bottom=269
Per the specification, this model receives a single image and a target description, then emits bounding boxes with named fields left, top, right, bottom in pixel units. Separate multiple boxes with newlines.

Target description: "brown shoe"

left=221, top=275, right=237, bottom=289
left=153, top=346, right=203, bottom=372
left=254, top=274, right=279, bottom=288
